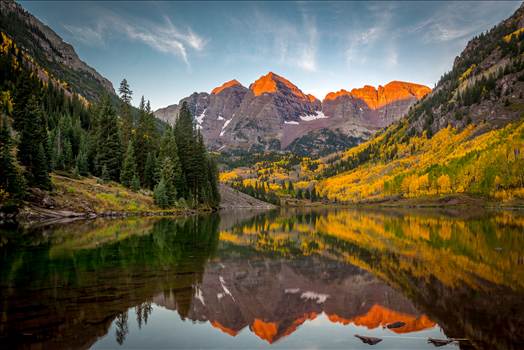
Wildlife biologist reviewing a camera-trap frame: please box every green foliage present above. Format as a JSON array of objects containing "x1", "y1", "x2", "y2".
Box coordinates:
[
  {"x1": 0, "y1": 113, "x2": 25, "y2": 199},
  {"x1": 153, "y1": 178, "x2": 169, "y2": 208},
  {"x1": 94, "y1": 95, "x2": 122, "y2": 182},
  {"x1": 120, "y1": 141, "x2": 138, "y2": 188},
  {"x1": 143, "y1": 152, "x2": 158, "y2": 190},
  {"x1": 131, "y1": 174, "x2": 141, "y2": 192}
]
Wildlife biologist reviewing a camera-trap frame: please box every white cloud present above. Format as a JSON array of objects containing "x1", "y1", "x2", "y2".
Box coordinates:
[
  {"x1": 344, "y1": 4, "x2": 393, "y2": 66},
  {"x1": 409, "y1": 2, "x2": 515, "y2": 43},
  {"x1": 297, "y1": 14, "x2": 318, "y2": 72},
  {"x1": 63, "y1": 13, "x2": 206, "y2": 66},
  {"x1": 63, "y1": 23, "x2": 105, "y2": 47},
  {"x1": 246, "y1": 6, "x2": 318, "y2": 72}
]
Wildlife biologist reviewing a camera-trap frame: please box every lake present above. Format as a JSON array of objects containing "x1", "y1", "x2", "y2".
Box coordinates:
[{"x1": 0, "y1": 208, "x2": 523, "y2": 349}]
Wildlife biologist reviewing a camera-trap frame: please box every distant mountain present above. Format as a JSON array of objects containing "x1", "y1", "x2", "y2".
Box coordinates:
[
  {"x1": 155, "y1": 72, "x2": 430, "y2": 155},
  {"x1": 0, "y1": 0, "x2": 115, "y2": 101}
]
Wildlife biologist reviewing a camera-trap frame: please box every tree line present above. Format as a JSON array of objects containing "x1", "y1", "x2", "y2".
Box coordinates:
[{"x1": 0, "y1": 36, "x2": 219, "y2": 209}]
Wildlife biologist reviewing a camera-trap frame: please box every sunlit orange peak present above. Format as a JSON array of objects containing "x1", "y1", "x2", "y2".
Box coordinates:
[
  {"x1": 250, "y1": 72, "x2": 308, "y2": 100},
  {"x1": 307, "y1": 94, "x2": 318, "y2": 103},
  {"x1": 250, "y1": 319, "x2": 278, "y2": 343},
  {"x1": 323, "y1": 81, "x2": 431, "y2": 108},
  {"x1": 211, "y1": 320, "x2": 239, "y2": 337},
  {"x1": 211, "y1": 79, "x2": 242, "y2": 95},
  {"x1": 324, "y1": 89, "x2": 352, "y2": 101},
  {"x1": 328, "y1": 304, "x2": 436, "y2": 334}
]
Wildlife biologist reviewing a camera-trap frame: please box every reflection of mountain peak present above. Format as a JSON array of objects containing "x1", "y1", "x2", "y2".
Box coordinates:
[{"x1": 153, "y1": 257, "x2": 434, "y2": 343}]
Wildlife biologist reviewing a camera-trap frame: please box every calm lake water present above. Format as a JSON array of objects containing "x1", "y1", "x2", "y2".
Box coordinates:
[{"x1": 0, "y1": 208, "x2": 523, "y2": 350}]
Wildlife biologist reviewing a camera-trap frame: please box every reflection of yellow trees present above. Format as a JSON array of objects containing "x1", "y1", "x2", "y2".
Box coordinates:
[{"x1": 219, "y1": 210, "x2": 524, "y2": 291}]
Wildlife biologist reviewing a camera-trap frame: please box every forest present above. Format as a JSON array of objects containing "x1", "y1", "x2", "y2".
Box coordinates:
[{"x1": 0, "y1": 32, "x2": 219, "y2": 210}]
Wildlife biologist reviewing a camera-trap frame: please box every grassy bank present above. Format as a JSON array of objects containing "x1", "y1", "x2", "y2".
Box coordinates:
[{"x1": 1, "y1": 174, "x2": 202, "y2": 224}]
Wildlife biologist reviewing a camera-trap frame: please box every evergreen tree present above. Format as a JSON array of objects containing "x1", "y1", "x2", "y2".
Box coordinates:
[
  {"x1": 95, "y1": 95, "x2": 122, "y2": 181},
  {"x1": 76, "y1": 136, "x2": 89, "y2": 176},
  {"x1": 15, "y1": 95, "x2": 51, "y2": 189},
  {"x1": 159, "y1": 157, "x2": 177, "y2": 204},
  {"x1": 101, "y1": 165, "x2": 110, "y2": 182},
  {"x1": 118, "y1": 79, "x2": 133, "y2": 104},
  {"x1": 0, "y1": 113, "x2": 25, "y2": 199},
  {"x1": 174, "y1": 102, "x2": 194, "y2": 199},
  {"x1": 153, "y1": 178, "x2": 169, "y2": 208},
  {"x1": 118, "y1": 78, "x2": 133, "y2": 150},
  {"x1": 120, "y1": 141, "x2": 138, "y2": 187},
  {"x1": 143, "y1": 152, "x2": 158, "y2": 190},
  {"x1": 134, "y1": 96, "x2": 158, "y2": 182},
  {"x1": 33, "y1": 143, "x2": 51, "y2": 190},
  {"x1": 131, "y1": 174, "x2": 141, "y2": 192},
  {"x1": 159, "y1": 128, "x2": 184, "y2": 196}
]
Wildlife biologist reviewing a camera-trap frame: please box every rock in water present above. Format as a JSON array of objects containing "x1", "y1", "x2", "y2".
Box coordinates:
[
  {"x1": 355, "y1": 335, "x2": 383, "y2": 345},
  {"x1": 427, "y1": 338, "x2": 454, "y2": 347},
  {"x1": 386, "y1": 321, "x2": 406, "y2": 329}
]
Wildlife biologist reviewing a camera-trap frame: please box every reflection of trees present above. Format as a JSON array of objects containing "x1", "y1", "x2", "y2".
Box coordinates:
[
  {"x1": 218, "y1": 209, "x2": 524, "y2": 350},
  {"x1": 135, "y1": 301, "x2": 153, "y2": 330},
  {"x1": 0, "y1": 214, "x2": 220, "y2": 349},
  {"x1": 115, "y1": 311, "x2": 129, "y2": 345}
]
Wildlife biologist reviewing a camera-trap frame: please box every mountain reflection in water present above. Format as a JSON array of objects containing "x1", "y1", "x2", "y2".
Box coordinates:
[{"x1": 0, "y1": 208, "x2": 523, "y2": 349}]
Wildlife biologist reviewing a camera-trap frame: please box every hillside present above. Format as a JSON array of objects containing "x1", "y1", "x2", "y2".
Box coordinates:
[
  {"x1": 155, "y1": 72, "x2": 429, "y2": 156},
  {"x1": 0, "y1": 0, "x2": 115, "y2": 101},
  {"x1": 219, "y1": 4, "x2": 524, "y2": 206}
]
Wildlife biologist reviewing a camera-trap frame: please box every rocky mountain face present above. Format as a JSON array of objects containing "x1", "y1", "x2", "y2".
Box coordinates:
[
  {"x1": 155, "y1": 72, "x2": 430, "y2": 155},
  {"x1": 0, "y1": 0, "x2": 115, "y2": 101}
]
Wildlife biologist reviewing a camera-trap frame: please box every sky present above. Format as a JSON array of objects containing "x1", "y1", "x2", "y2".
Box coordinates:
[{"x1": 20, "y1": 1, "x2": 521, "y2": 110}]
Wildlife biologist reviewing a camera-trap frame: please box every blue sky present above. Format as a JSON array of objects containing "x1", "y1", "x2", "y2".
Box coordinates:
[{"x1": 20, "y1": 1, "x2": 521, "y2": 110}]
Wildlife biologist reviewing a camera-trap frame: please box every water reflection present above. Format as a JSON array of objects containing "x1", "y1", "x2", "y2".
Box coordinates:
[{"x1": 0, "y1": 209, "x2": 523, "y2": 349}]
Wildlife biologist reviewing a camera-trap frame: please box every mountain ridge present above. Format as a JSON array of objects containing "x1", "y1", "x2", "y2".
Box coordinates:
[
  {"x1": 0, "y1": 0, "x2": 115, "y2": 101},
  {"x1": 155, "y1": 74, "x2": 430, "y2": 155}
]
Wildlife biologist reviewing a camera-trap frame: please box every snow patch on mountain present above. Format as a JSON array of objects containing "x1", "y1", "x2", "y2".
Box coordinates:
[
  {"x1": 195, "y1": 109, "x2": 206, "y2": 129},
  {"x1": 301, "y1": 291, "x2": 329, "y2": 304},
  {"x1": 300, "y1": 111, "x2": 328, "y2": 121},
  {"x1": 220, "y1": 119, "x2": 232, "y2": 137}
]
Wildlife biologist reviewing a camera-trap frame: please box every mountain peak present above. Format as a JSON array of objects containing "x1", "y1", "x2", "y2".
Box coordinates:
[
  {"x1": 211, "y1": 79, "x2": 242, "y2": 95},
  {"x1": 250, "y1": 72, "x2": 308, "y2": 100},
  {"x1": 324, "y1": 81, "x2": 430, "y2": 108}
]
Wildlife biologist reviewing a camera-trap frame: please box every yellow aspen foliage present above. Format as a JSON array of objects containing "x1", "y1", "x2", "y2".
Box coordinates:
[{"x1": 437, "y1": 175, "x2": 451, "y2": 194}]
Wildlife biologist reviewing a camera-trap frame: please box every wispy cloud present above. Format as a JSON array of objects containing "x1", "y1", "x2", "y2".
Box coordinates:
[
  {"x1": 241, "y1": 5, "x2": 318, "y2": 72},
  {"x1": 63, "y1": 12, "x2": 206, "y2": 66},
  {"x1": 64, "y1": 23, "x2": 105, "y2": 47},
  {"x1": 344, "y1": 3, "x2": 394, "y2": 66},
  {"x1": 409, "y1": 2, "x2": 513, "y2": 43}
]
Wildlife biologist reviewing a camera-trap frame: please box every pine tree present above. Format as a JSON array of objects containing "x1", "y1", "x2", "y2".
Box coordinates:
[
  {"x1": 143, "y1": 152, "x2": 158, "y2": 190},
  {"x1": 0, "y1": 113, "x2": 26, "y2": 199},
  {"x1": 153, "y1": 178, "x2": 169, "y2": 208},
  {"x1": 101, "y1": 165, "x2": 110, "y2": 182},
  {"x1": 119, "y1": 79, "x2": 133, "y2": 150},
  {"x1": 120, "y1": 141, "x2": 138, "y2": 187},
  {"x1": 95, "y1": 95, "x2": 122, "y2": 181},
  {"x1": 159, "y1": 157, "x2": 177, "y2": 203},
  {"x1": 33, "y1": 143, "x2": 51, "y2": 190},
  {"x1": 76, "y1": 136, "x2": 89, "y2": 176},
  {"x1": 131, "y1": 174, "x2": 141, "y2": 192},
  {"x1": 174, "y1": 102, "x2": 194, "y2": 199},
  {"x1": 118, "y1": 79, "x2": 133, "y2": 104},
  {"x1": 159, "y1": 128, "x2": 184, "y2": 196},
  {"x1": 134, "y1": 96, "x2": 158, "y2": 182}
]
